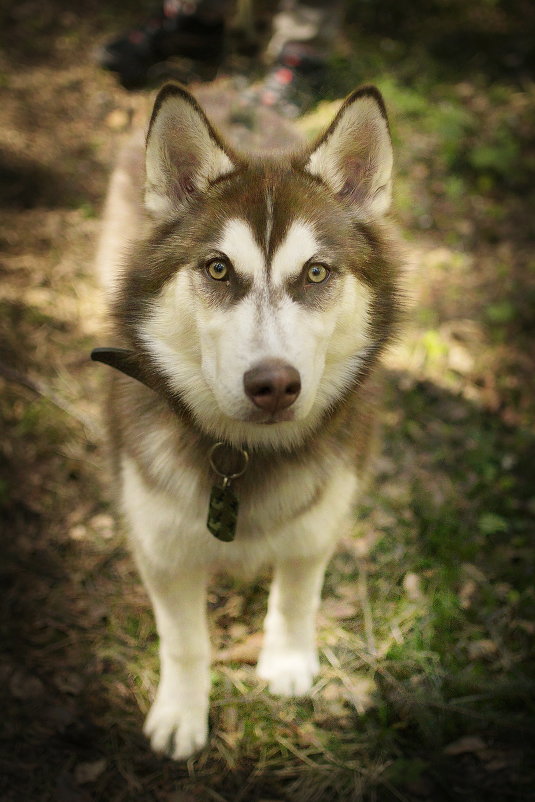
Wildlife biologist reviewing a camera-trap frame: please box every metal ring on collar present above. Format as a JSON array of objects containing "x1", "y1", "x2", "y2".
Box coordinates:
[{"x1": 208, "y1": 442, "x2": 249, "y2": 480}]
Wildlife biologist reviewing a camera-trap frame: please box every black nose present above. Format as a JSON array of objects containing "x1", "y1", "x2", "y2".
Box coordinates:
[{"x1": 243, "y1": 359, "x2": 301, "y2": 413}]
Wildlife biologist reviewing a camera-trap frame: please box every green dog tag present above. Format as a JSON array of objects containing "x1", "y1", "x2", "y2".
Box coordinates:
[
  {"x1": 207, "y1": 481, "x2": 239, "y2": 542},
  {"x1": 206, "y1": 442, "x2": 248, "y2": 543}
]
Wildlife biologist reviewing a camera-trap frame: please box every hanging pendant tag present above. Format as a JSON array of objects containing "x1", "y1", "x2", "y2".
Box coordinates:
[
  {"x1": 207, "y1": 479, "x2": 239, "y2": 542},
  {"x1": 206, "y1": 443, "x2": 249, "y2": 542}
]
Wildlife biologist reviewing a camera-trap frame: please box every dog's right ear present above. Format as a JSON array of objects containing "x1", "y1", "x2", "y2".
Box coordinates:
[{"x1": 144, "y1": 84, "x2": 237, "y2": 218}]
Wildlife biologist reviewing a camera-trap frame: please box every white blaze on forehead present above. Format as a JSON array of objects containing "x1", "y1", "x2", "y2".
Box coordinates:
[
  {"x1": 217, "y1": 218, "x2": 265, "y2": 280},
  {"x1": 271, "y1": 220, "x2": 321, "y2": 285}
]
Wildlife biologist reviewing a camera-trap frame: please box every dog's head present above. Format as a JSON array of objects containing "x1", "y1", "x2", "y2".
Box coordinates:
[{"x1": 115, "y1": 84, "x2": 398, "y2": 449}]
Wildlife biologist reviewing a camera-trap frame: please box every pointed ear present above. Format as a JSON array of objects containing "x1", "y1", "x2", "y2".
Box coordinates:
[
  {"x1": 144, "y1": 83, "x2": 237, "y2": 218},
  {"x1": 304, "y1": 86, "x2": 393, "y2": 221}
]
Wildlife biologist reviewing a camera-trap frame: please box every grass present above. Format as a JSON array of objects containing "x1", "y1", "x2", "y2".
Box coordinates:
[{"x1": 1, "y1": 1, "x2": 534, "y2": 800}]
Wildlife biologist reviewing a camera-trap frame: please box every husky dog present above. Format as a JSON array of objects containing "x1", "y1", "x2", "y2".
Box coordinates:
[{"x1": 93, "y1": 83, "x2": 400, "y2": 760}]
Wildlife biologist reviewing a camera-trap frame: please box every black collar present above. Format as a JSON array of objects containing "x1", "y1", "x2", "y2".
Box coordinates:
[{"x1": 91, "y1": 347, "x2": 158, "y2": 392}]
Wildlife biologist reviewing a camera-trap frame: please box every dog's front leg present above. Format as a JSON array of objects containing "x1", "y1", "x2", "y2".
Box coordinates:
[
  {"x1": 257, "y1": 551, "x2": 331, "y2": 696},
  {"x1": 140, "y1": 565, "x2": 210, "y2": 760}
]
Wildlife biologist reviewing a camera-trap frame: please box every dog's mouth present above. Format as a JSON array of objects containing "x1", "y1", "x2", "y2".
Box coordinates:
[{"x1": 244, "y1": 407, "x2": 297, "y2": 425}]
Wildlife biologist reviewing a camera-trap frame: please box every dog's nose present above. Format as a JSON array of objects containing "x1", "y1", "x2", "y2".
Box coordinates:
[{"x1": 243, "y1": 359, "x2": 301, "y2": 413}]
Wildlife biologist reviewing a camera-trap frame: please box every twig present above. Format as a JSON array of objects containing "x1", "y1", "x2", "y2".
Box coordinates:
[
  {"x1": 0, "y1": 361, "x2": 41, "y2": 394},
  {"x1": 0, "y1": 360, "x2": 101, "y2": 439},
  {"x1": 358, "y1": 564, "x2": 377, "y2": 660},
  {"x1": 276, "y1": 735, "x2": 320, "y2": 768}
]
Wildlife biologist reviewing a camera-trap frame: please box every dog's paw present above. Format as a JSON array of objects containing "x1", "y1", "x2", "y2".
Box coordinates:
[
  {"x1": 144, "y1": 699, "x2": 208, "y2": 761},
  {"x1": 257, "y1": 648, "x2": 319, "y2": 696}
]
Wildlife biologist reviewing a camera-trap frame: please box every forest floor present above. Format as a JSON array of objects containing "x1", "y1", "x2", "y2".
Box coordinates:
[{"x1": 1, "y1": 2, "x2": 534, "y2": 800}]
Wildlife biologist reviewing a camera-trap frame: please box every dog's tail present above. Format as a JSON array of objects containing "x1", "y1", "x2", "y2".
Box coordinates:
[{"x1": 95, "y1": 130, "x2": 146, "y2": 297}]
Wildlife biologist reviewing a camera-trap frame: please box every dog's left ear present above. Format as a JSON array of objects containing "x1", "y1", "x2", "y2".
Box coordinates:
[
  {"x1": 304, "y1": 86, "x2": 393, "y2": 221},
  {"x1": 145, "y1": 83, "x2": 237, "y2": 218}
]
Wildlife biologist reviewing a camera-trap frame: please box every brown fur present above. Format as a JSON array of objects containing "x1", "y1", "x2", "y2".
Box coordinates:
[
  {"x1": 96, "y1": 82, "x2": 404, "y2": 761},
  {"x1": 104, "y1": 85, "x2": 402, "y2": 507}
]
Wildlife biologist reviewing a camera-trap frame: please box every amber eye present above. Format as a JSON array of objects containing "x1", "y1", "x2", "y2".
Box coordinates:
[
  {"x1": 206, "y1": 259, "x2": 229, "y2": 281},
  {"x1": 306, "y1": 263, "x2": 330, "y2": 284}
]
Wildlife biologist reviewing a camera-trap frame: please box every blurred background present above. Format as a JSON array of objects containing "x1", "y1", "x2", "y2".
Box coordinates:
[{"x1": 0, "y1": 1, "x2": 534, "y2": 800}]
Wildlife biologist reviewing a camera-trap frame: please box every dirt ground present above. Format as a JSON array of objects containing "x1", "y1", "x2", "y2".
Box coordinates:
[{"x1": 1, "y1": 2, "x2": 535, "y2": 801}]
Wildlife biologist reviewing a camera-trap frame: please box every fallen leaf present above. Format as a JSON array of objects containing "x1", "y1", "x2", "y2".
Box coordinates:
[
  {"x1": 216, "y1": 632, "x2": 263, "y2": 664},
  {"x1": 372, "y1": 509, "x2": 397, "y2": 529},
  {"x1": 448, "y1": 343, "x2": 474, "y2": 373},
  {"x1": 296, "y1": 721, "x2": 322, "y2": 747},
  {"x1": 467, "y1": 639, "x2": 498, "y2": 660},
  {"x1": 336, "y1": 582, "x2": 358, "y2": 601},
  {"x1": 422, "y1": 246, "x2": 454, "y2": 270},
  {"x1": 322, "y1": 682, "x2": 345, "y2": 701},
  {"x1": 461, "y1": 563, "x2": 486, "y2": 582},
  {"x1": 322, "y1": 599, "x2": 357, "y2": 620},
  {"x1": 105, "y1": 109, "x2": 129, "y2": 130},
  {"x1": 69, "y1": 525, "x2": 87, "y2": 541},
  {"x1": 459, "y1": 579, "x2": 477, "y2": 609},
  {"x1": 89, "y1": 513, "x2": 115, "y2": 539},
  {"x1": 351, "y1": 532, "x2": 379, "y2": 558},
  {"x1": 219, "y1": 705, "x2": 242, "y2": 748},
  {"x1": 228, "y1": 622, "x2": 248, "y2": 640},
  {"x1": 403, "y1": 572, "x2": 423, "y2": 601},
  {"x1": 478, "y1": 513, "x2": 508, "y2": 535},
  {"x1": 484, "y1": 756, "x2": 511, "y2": 772},
  {"x1": 74, "y1": 759, "x2": 107, "y2": 785},
  {"x1": 444, "y1": 735, "x2": 486, "y2": 756},
  {"x1": 344, "y1": 676, "x2": 378, "y2": 714},
  {"x1": 511, "y1": 619, "x2": 535, "y2": 635},
  {"x1": 54, "y1": 672, "x2": 84, "y2": 695}
]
